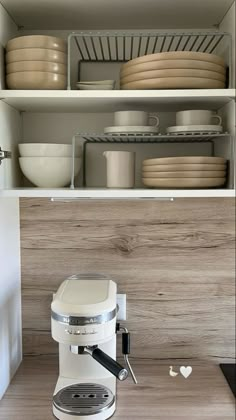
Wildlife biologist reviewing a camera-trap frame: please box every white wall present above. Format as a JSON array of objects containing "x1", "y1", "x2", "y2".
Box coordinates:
[
  {"x1": 0, "y1": 4, "x2": 22, "y2": 400},
  {"x1": 0, "y1": 3, "x2": 18, "y2": 89},
  {"x1": 219, "y1": 2, "x2": 235, "y2": 88},
  {"x1": 0, "y1": 198, "x2": 21, "y2": 399}
]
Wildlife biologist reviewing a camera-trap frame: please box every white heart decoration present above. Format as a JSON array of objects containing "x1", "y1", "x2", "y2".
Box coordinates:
[{"x1": 180, "y1": 366, "x2": 192, "y2": 379}]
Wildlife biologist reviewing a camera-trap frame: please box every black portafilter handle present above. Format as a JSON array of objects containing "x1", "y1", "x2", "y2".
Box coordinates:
[{"x1": 86, "y1": 347, "x2": 128, "y2": 381}]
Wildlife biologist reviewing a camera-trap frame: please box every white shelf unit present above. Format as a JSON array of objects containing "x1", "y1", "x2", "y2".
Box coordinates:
[{"x1": 0, "y1": 89, "x2": 235, "y2": 112}]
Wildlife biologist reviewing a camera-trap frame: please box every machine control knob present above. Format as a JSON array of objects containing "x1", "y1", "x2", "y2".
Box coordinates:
[{"x1": 74, "y1": 331, "x2": 81, "y2": 335}]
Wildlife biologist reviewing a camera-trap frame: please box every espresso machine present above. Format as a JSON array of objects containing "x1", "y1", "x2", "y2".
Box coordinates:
[{"x1": 51, "y1": 274, "x2": 137, "y2": 420}]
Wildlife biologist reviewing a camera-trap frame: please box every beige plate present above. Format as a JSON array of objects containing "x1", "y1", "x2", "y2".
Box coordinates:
[
  {"x1": 121, "y1": 77, "x2": 225, "y2": 90},
  {"x1": 142, "y1": 177, "x2": 226, "y2": 188},
  {"x1": 7, "y1": 71, "x2": 67, "y2": 90},
  {"x1": 121, "y1": 68, "x2": 225, "y2": 84},
  {"x1": 122, "y1": 51, "x2": 225, "y2": 69},
  {"x1": 143, "y1": 156, "x2": 226, "y2": 165},
  {"x1": 6, "y1": 48, "x2": 67, "y2": 64},
  {"x1": 6, "y1": 35, "x2": 67, "y2": 53},
  {"x1": 142, "y1": 163, "x2": 226, "y2": 172},
  {"x1": 120, "y1": 59, "x2": 226, "y2": 77},
  {"x1": 7, "y1": 60, "x2": 67, "y2": 75},
  {"x1": 142, "y1": 170, "x2": 226, "y2": 178}
]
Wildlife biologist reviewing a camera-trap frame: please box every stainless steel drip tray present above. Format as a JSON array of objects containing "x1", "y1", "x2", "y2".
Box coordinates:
[{"x1": 53, "y1": 383, "x2": 115, "y2": 416}]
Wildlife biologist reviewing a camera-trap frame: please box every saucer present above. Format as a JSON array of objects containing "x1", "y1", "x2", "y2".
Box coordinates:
[
  {"x1": 166, "y1": 125, "x2": 223, "y2": 134},
  {"x1": 104, "y1": 125, "x2": 159, "y2": 135}
]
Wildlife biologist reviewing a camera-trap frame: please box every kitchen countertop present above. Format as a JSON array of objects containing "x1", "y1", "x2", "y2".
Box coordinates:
[{"x1": 0, "y1": 356, "x2": 235, "y2": 420}]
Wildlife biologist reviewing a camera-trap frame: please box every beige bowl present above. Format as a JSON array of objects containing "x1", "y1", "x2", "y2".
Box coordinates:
[
  {"x1": 142, "y1": 170, "x2": 226, "y2": 178},
  {"x1": 7, "y1": 35, "x2": 67, "y2": 53},
  {"x1": 143, "y1": 156, "x2": 227, "y2": 165},
  {"x1": 7, "y1": 61, "x2": 67, "y2": 75},
  {"x1": 121, "y1": 69, "x2": 225, "y2": 84},
  {"x1": 7, "y1": 71, "x2": 67, "y2": 90},
  {"x1": 142, "y1": 177, "x2": 226, "y2": 188},
  {"x1": 6, "y1": 48, "x2": 67, "y2": 64},
  {"x1": 142, "y1": 163, "x2": 227, "y2": 172},
  {"x1": 18, "y1": 143, "x2": 82, "y2": 157},
  {"x1": 122, "y1": 51, "x2": 225, "y2": 69},
  {"x1": 120, "y1": 59, "x2": 226, "y2": 78},
  {"x1": 121, "y1": 77, "x2": 225, "y2": 90},
  {"x1": 19, "y1": 157, "x2": 81, "y2": 188}
]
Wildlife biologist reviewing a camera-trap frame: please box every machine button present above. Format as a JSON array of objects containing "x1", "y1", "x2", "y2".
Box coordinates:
[{"x1": 65, "y1": 329, "x2": 73, "y2": 335}]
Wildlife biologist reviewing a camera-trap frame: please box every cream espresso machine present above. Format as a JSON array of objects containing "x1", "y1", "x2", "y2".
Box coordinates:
[{"x1": 51, "y1": 274, "x2": 137, "y2": 420}]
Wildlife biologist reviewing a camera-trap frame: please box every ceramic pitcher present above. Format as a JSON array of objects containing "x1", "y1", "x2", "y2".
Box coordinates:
[{"x1": 103, "y1": 151, "x2": 135, "y2": 188}]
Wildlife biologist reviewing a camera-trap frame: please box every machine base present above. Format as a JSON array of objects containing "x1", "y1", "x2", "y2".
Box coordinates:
[{"x1": 53, "y1": 382, "x2": 116, "y2": 420}]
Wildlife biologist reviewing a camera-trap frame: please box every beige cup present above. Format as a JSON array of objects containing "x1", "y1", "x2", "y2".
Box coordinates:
[
  {"x1": 103, "y1": 151, "x2": 135, "y2": 188},
  {"x1": 176, "y1": 110, "x2": 222, "y2": 126},
  {"x1": 114, "y1": 111, "x2": 159, "y2": 127}
]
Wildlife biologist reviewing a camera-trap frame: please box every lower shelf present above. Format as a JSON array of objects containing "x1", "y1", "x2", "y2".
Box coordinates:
[{"x1": 0, "y1": 188, "x2": 235, "y2": 199}]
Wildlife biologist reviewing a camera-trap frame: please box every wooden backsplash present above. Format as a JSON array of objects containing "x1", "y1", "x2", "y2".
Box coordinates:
[{"x1": 20, "y1": 198, "x2": 235, "y2": 362}]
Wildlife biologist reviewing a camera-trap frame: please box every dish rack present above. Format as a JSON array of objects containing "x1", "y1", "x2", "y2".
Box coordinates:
[
  {"x1": 67, "y1": 30, "x2": 232, "y2": 89},
  {"x1": 69, "y1": 132, "x2": 233, "y2": 189}
]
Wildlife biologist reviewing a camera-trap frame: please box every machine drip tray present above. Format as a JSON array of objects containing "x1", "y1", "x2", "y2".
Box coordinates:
[{"x1": 53, "y1": 383, "x2": 115, "y2": 416}]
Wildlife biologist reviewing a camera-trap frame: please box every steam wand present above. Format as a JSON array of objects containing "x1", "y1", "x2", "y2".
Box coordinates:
[{"x1": 117, "y1": 324, "x2": 138, "y2": 384}]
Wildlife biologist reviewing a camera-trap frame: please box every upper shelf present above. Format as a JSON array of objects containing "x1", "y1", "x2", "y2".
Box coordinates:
[{"x1": 0, "y1": 89, "x2": 235, "y2": 112}]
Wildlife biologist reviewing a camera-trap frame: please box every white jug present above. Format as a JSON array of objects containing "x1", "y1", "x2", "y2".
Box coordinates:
[{"x1": 103, "y1": 151, "x2": 135, "y2": 188}]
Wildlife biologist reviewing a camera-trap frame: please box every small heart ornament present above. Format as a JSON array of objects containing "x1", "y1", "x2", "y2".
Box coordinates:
[{"x1": 180, "y1": 366, "x2": 192, "y2": 379}]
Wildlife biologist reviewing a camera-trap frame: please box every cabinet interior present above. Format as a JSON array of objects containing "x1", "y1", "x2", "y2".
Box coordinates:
[{"x1": 0, "y1": 1, "x2": 235, "y2": 197}]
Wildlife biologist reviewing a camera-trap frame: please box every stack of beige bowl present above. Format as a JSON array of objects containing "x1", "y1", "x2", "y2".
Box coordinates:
[
  {"x1": 18, "y1": 143, "x2": 82, "y2": 188},
  {"x1": 120, "y1": 51, "x2": 226, "y2": 90},
  {"x1": 6, "y1": 35, "x2": 67, "y2": 89},
  {"x1": 142, "y1": 156, "x2": 227, "y2": 188}
]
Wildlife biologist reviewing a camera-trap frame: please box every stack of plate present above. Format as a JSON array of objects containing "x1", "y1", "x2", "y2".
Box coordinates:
[
  {"x1": 142, "y1": 156, "x2": 227, "y2": 188},
  {"x1": 6, "y1": 35, "x2": 67, "y2": 89},
  {"x1": 120, "y1": 51, "x2": 226, "y2": 90}
]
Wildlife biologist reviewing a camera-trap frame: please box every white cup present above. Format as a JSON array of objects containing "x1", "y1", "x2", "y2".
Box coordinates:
[
  {"x1": 114, "y1": 111, "x2": 159, "y2": 127},
  {"x1": 103, "y1": 151, "x2": 135, "y2": 188},
  {"x1": 176, "y1": 110, "x2": 222, "y2": 126}
]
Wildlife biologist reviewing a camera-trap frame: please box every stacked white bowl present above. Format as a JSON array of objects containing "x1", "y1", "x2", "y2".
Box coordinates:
[
  {"x1": 6, "y1": 35, "x2": 67, "y2": 89},
  {"x1": 19, "y1": 143, "x2": 82, "y2": 188}
]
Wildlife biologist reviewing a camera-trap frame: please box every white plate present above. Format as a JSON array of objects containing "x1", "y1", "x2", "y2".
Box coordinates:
[
  {"x1": 166, "y1": 125, "x2": 223, "y2": 134},
  {"x1": 104, "y1": 125, "x2": 159, "y2": 134},
  {"x1": 77, "y1": 85, "x2": 115, "y2": 90},
  {"x1": 77, "y1": 80, "x2": 115, "y2": 85}
]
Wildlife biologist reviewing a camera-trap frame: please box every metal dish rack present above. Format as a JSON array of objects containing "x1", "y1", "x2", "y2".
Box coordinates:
[
  {"x1": 67, "y1": 30, "x2": 232, "y2": 89},
  {"x1": 69, "y1": 132, "x2": 232, "y2": 189}
]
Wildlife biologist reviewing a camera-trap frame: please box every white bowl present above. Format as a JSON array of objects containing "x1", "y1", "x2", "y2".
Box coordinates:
[
  {"x1": 6, "y1": 35, "x2": 67, "y2": 53},
  {"x1": 19, "y1": 157, "x2": 81, "y2": 188},
  {"x1": 7, "y1": 60, "x2": 67, "y2": 75},
  {"x1": 18, "y1": 143, "x2": 82, "y2": 157},
  {"x1": 7, "y1": 71, "x2": 67, "y2": 90}
]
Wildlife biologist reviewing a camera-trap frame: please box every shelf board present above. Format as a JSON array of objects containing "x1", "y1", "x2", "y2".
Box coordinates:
[
  {"x1": 0, "y1": 89, "x2": 235, "y2": 112},
  {"x1": 0, "y1": 188, "x2": 235, "y2": 199}
]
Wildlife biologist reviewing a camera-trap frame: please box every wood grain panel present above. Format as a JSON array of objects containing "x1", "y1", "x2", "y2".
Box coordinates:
[{"x1": 20, "y1": 198, "x2": 235, "y2": 361}]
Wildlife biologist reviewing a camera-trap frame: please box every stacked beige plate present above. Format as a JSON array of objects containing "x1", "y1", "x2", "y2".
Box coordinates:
[
  {"x1": 6, "y1": 35, "x2": 67, "y2": 89},
  {"x1": 120, "y1": 51, "x2": 226, "y2": 90},
  {"x1": 142, "y1": 156, "x2": 227, "y2": 188}
]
